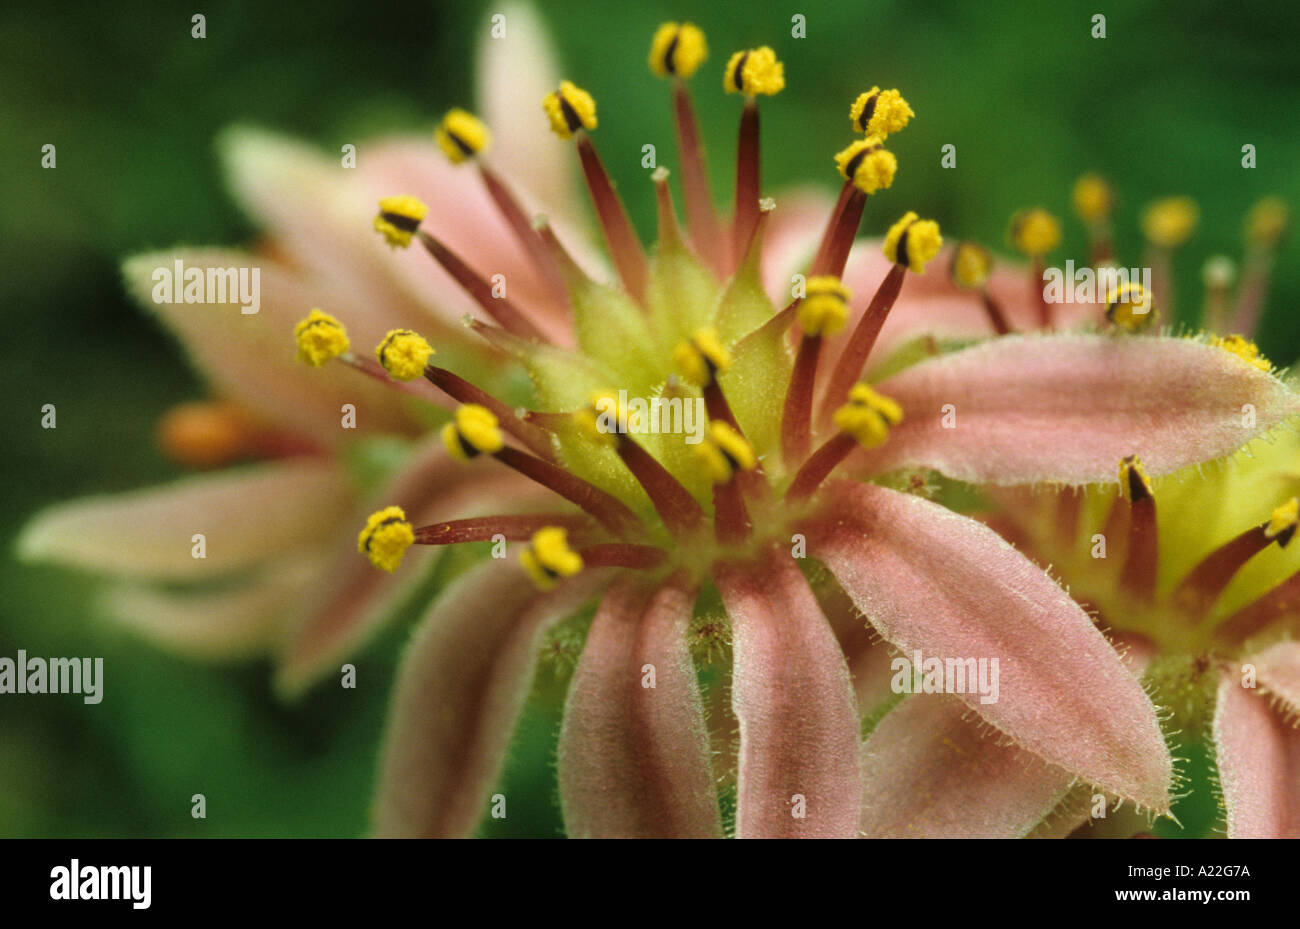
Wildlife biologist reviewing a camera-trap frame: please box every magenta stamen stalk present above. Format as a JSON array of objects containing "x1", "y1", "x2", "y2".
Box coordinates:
[
  {"x1": 1032, "y1": 258, "x2": 1053, "y2": 329},
  {"x1": 1172, "y1": 524, "x2": 1273, "y2": 623},
  {"x1": 1119, "y1": 496, "x2": 1158, "y2": 603},
  {"x1": 417, "y1": 231, "x2": 547, "y2": 343},
  {"x1": 613, "y1": 436, "x2": 704, "y2": 537},
  {"x1": 1216, "y1": 570, "x2": 1300, "y2": 646},
  {"x1": 786, "y1": 433, "x2": 857, "y2": 501},
  {"x1": 713, "y1": 479, "x2": 752, "y2": 545},
  {"x1": 672, "y1": 82, "x2": 726, "y2": 276},
  {"x1": 580, "y1": 543, "x2": 668, "y2": 571},
  {"x1": 340, "y1": 355, "x2": 435, "y2": 399},
  {"x1": 575, "y1": 134, "x2": 648, "y2": 303},
  {"x1": 809, "y1": 181, "x2": 867, "y2": 278},
  {"x1": 493, "y1": 445, "x2": 642, "y2": 537},
  {"x1": 476, "y1": 162, "x2": 569, "y2": 303},
  {"x1": 732, "y1": 98, "x2": 761, "y2": 271},
  {"x1": 781, "y1": 335, "x2": 822, "y2": 465},
  {"x1": 816, "y1": 263, "x2": 907, "y2": 427},
  {"x1": 414, "y1": 513, "x2": 595, "y2": 545},
  {"x1": 980, "y1": 290, "x2": 1012, "y2": 335},
  {"x1": 424, "y1": 365, "x2": 553, "y2": 460}
]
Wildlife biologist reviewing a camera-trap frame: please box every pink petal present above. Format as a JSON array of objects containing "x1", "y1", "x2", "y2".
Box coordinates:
[
  {"x1": 18, "y1": 459, "x2": 352, "y2": 581},
  {"x1": 807, "y1": 480, "x2": 1173, "y2": 812},
  {"x1": 557, "y1": 575, "x2": 722, "y2": 837},
  {"x1": 759, "y1": 185, "x2": 838, "y2": 302},
  {"x1": 714, "y1": 547, "x2": 861, "y2": 837},
  {"x1": 122, "y1": 249, "x2": 428, "y2": 443},
  {"x1": 1213, "y1": 670, "x2": 1300, "y2": 838},
  {"x1": 850, "y1": 333, "x2": 1300, "y2": 486},
  {"x1": 1252, "y1": 640, "x2": 1300, "y2": 716},
  {"x1": 372, "y1": 562, "x2": 611, "y2": 838},
  {"x1": 276, "y1": 437, "x2": 553, "y2": 695},
  {"x1": 861, "y1": 695, "x2": 1075, "y2": 837}
]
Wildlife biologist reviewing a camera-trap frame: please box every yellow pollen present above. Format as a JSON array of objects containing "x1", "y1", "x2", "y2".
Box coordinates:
[
  {"x1": 375, "y1": 329, "x2": 434, "y2": 380},
  {"x1": 294, "y1": 308, "x2": 350, "y2": 366},
  {"x1": 833, "y1": 383, "x2": 903, "y2": 448},
  {"x1": 1209, "y1": 334, "x2": 1271, "y2": 372},
  {"x1": 834, "y1": 137, "x2": 897, "y2": 195},
  {"x1": 1008, "y1": 208, "x2": 1061, "y2": 257},
  {"x1": 649, "y1": 22, "x2": 708, "y2": 79},
  {"x1": 1246, "y1": 197, "x2": 1288, "y2": 248},
  {"x1": 723, "y1": 47, "x2": 784, "y2": 96},
  {"x1": 1141, "y1": 197, "x2": 1198, "y2": 248},
  {"x1": 673, "y1": 327, "x2": 731, "y2": 387},
  {"x1": 798, "y1": 276, "x2": 851, "y2": 337},
  {"x1": 441, "y1": 404, "x2": 505, "y2": 462},
  {"x1": 373, "y1": 194, "x2": 428, "y2": 248},
  {"x1": 1265, "y1": 498, "x2": 1299, "y2": 545},
  {"x1": 434, "y1": 108, "x2": 491, "y2": 164},
  {"x1": 542, "y1": 81, "x2": 597, "y2": 140},
  {"x1": 694, "y1": 421, "x2": 757, "y2": 485},
  {"x1": 358, "y1": 505, "x2": 415, "y2": 573},
  {"x1": 576, "y1": 389, "x2": 630, "y2": 445},
  {"x1": 883, "y1": 211, "x2": 943, "y2": 273},
  {"x1": 951, "y1": 241, "x2": 992, "y2": 289},
  {"x1": 520, "y1": 527, "x2": 583, "y2": 590},
  {"x1": 1105, "y1": 281, "x2": 1158, "y2": 333},
  {"x1": 1072, "y1": 173, "x2": 1114, "y2": 224},
  {"x1": 1118, "y1": 455, "x2": 1152, "y2": 504},
  {"x1": 849, "y1": 87, "x2": 913, "y2": 139}
]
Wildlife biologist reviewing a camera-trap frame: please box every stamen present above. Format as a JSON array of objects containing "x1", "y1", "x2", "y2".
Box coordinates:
[
  {"x1": 1201, "y1": 256, "x2": 1236, "y2": 333},
  {"x1": 1209, "y1": 334, "x2": 1272, "y2": 372},
  {"x1": 1117, "y1": 455, "x2": 1158, "y2": 603},
  {"x1": 358, "y1": 506, "x2": 415, "y2": 572},
  {"x1": 373, "y1": 195, "x2": 429, "y2": 249},
  {"x1": 672, "y1": 327, "x2": 731, "y2": 390},
  {"x1": 833, "y1": 137, "x2": 897, "y2": 197},
  {"x1": 848, "y1": 87, "x2": 913, "y2": 139},
  {"x1": 440, "y1": 403, "x2": 505, "y2": 461},
  {"x1": 375, "y1": 329, "x2": 435, "y2": 381},
  {"x1": 577, "y1": 392, "x2": 704, "y2": 537},
  {"x1": 950, "y1": 242, "x2": 1010, "y2": 335},
  {"x1": 1141, "y1": 197, "x2": 1198, "y2": 321},
  {"x1": 577, "y1": 542, "x2": 668, "y2": 572},
  {"x1": 782, "y1": 334, "x2": 823, "y2": 465},
  {"x1": 808, "y1": 180, "x2": 865, "y2": 278},
  {"x1": 520, "y1": 527, "x2": 584, "y2": 590},
  {"x1": 1231, "y1": 197, "x2": 1288, "y2": 336},
  {"x1": 695, "y1": 421, "x2": 757, "y2": 544},
  {"x1": 725, "y1": 47, "x2": 784, "y2": 270},
  {"x1": 1008, "y1": 208, "x2": 1061, "y2": 328},
  {"x1": 434, "y1": 109, "x2": 491, "y2": 164},
  {"x1": 816, "y1": 213, "x2": 939, "y2": 428},
  {"x1": 294, "y1": 308, "x2": 350, "y2": 366},
  {"x1": 415, "y1": 230, "x2": 547, "y2": 342},
  {"x1": 1216, "y1": 568, "x2": 1300, "y2": 647},
  {"x1": 1172, "y1": 499, "x2": 1297, "y2": 622},
  {"x1": 1072, "y1": 173, "x2": 1115, "y2": 265},
  {"x1": 1105, "y1": 281, "x2": 1158, "y2": 334},
  {"x1": 494, "y1": 444, "x2": 643, "y2": 537},
  {"x1": 787, "y1": 384, "x2": 902, "y2": 500},
  {"x1": 475, "y1": 163, "x2": 570, "y2": 308},
  {"x1": 423, "y1": 365, "x2": 553, "y2": 459},
  {"x1": 413, "y1": 513, "x2": 595, "y2": 546},
  {"x1": 648, "y1": 21, "x2": 708, "y2": 80}
]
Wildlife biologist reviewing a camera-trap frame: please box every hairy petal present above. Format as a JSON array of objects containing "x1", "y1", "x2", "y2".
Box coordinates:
[
  {"x1": 714, "y1": 547, "x2": 861, "y2": 837},
  {"x1": 557, "y1": 575, "x2": 722, "y2": 837},
  {"x1": 18, "y1": 460, "x2": 352, "y2": 581},
  {"x1": 1252, "y1": 640, "x2": 1300, "y2": 718},
  {"x1": 372, "y1": 561, "x2": 611, "y2": 838},
  {"x1": 850, "y1": 333, "x2": 1300, "y2": 485},
  {"x1": 1214, "y1": 670, "x2": 1300, "y2": 838},
  {"x1": 861, "y1": 695, "x2": 1075, "y2": 838},
  {"x1": 807, "y1": 481, "x2": 1172, "y2": 812},
  {"x1": 276, "y1": 438, "x2": 552, "y2": 695}
]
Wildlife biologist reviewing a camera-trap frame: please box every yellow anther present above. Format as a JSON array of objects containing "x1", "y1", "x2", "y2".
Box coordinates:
[
  {"x1": 694, "y1": 421, "x2": 757, "y2": 485},
  {"x1": 798, "y1": 276, "x2": 851, "y2": 337},
  {"x1": 375, "y1": 329, "x2": 434, "y2": 381},
  {"x1": 576, "y1": 389, "x2": 630, "y2": 445},
  {"x1": 649, "y1": 22, "x2": 708, "y2": 79},
  {"x1": 1118, "y1": 455, "x2": 1152, "y2": 504},
  {"x1": 294, "y1": 308, "x2": 350, "y2": 366},
  {"x1": 373, "y1": 195, "x2": 428, "y2": 248},
  {"x1": 1141, "y1": 197, "x2": 1198, "y2": 248},
  {"x1": 673, "y1": 327, "x2": 731, "y2": 387},
  {"x1": 434, "y1": 108, "x2": 491, "y2": 164},
  {"x1": 1246, "y1": 197, "x2": 1288, "y2": 248},
  {"x1": 542, "y1": 81, "x2": 597, "y2": 139},
  {"x1": 520, "y1": 527, "x2": 583, "y2": 590},
  {"x1": 883, "y1": 211, "x2": 943, "y2": 273},
  {"x1": 834, "y1": 137, "x2": 897, "y2": 195},
  {"x1": 358, "y1": 505, "x2": 415, "y2": 573},
  {"x1": 1105, "y1": 281, "x2": 1158, "y2": 333},
  {"x1": 833, "y1": 383, "x2": 903, "y2": 448},
  {"x1": 849, "y1": 87, "x2": 913, "y2": 139},
  {"x1": 1209, "y1": 334, "x2": 1271, "y2": 372},
  {"x1": 1072, "y1": 173, "x2": 1114, "y2": 224},
  {"x1": 1265, "y1": 498, "x2": 1299, "y2": 547},
  {"x1": 1008, "y1": 208, "x2": 1062, "y2": 257},
  {"x1": 951, "y1": 241, "x2": 992, "y2": 290},
  {"x1": 723, "y1": 47, "x2": 784, "y2": 96},
  {"x1": 440, "y1": 404, "x2": 505, "y2": 461}
]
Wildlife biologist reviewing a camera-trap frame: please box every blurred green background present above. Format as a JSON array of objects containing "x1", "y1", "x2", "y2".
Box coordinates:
[{"x1": 1, "y1": 0, "x2": 1297, "y2": 836}]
